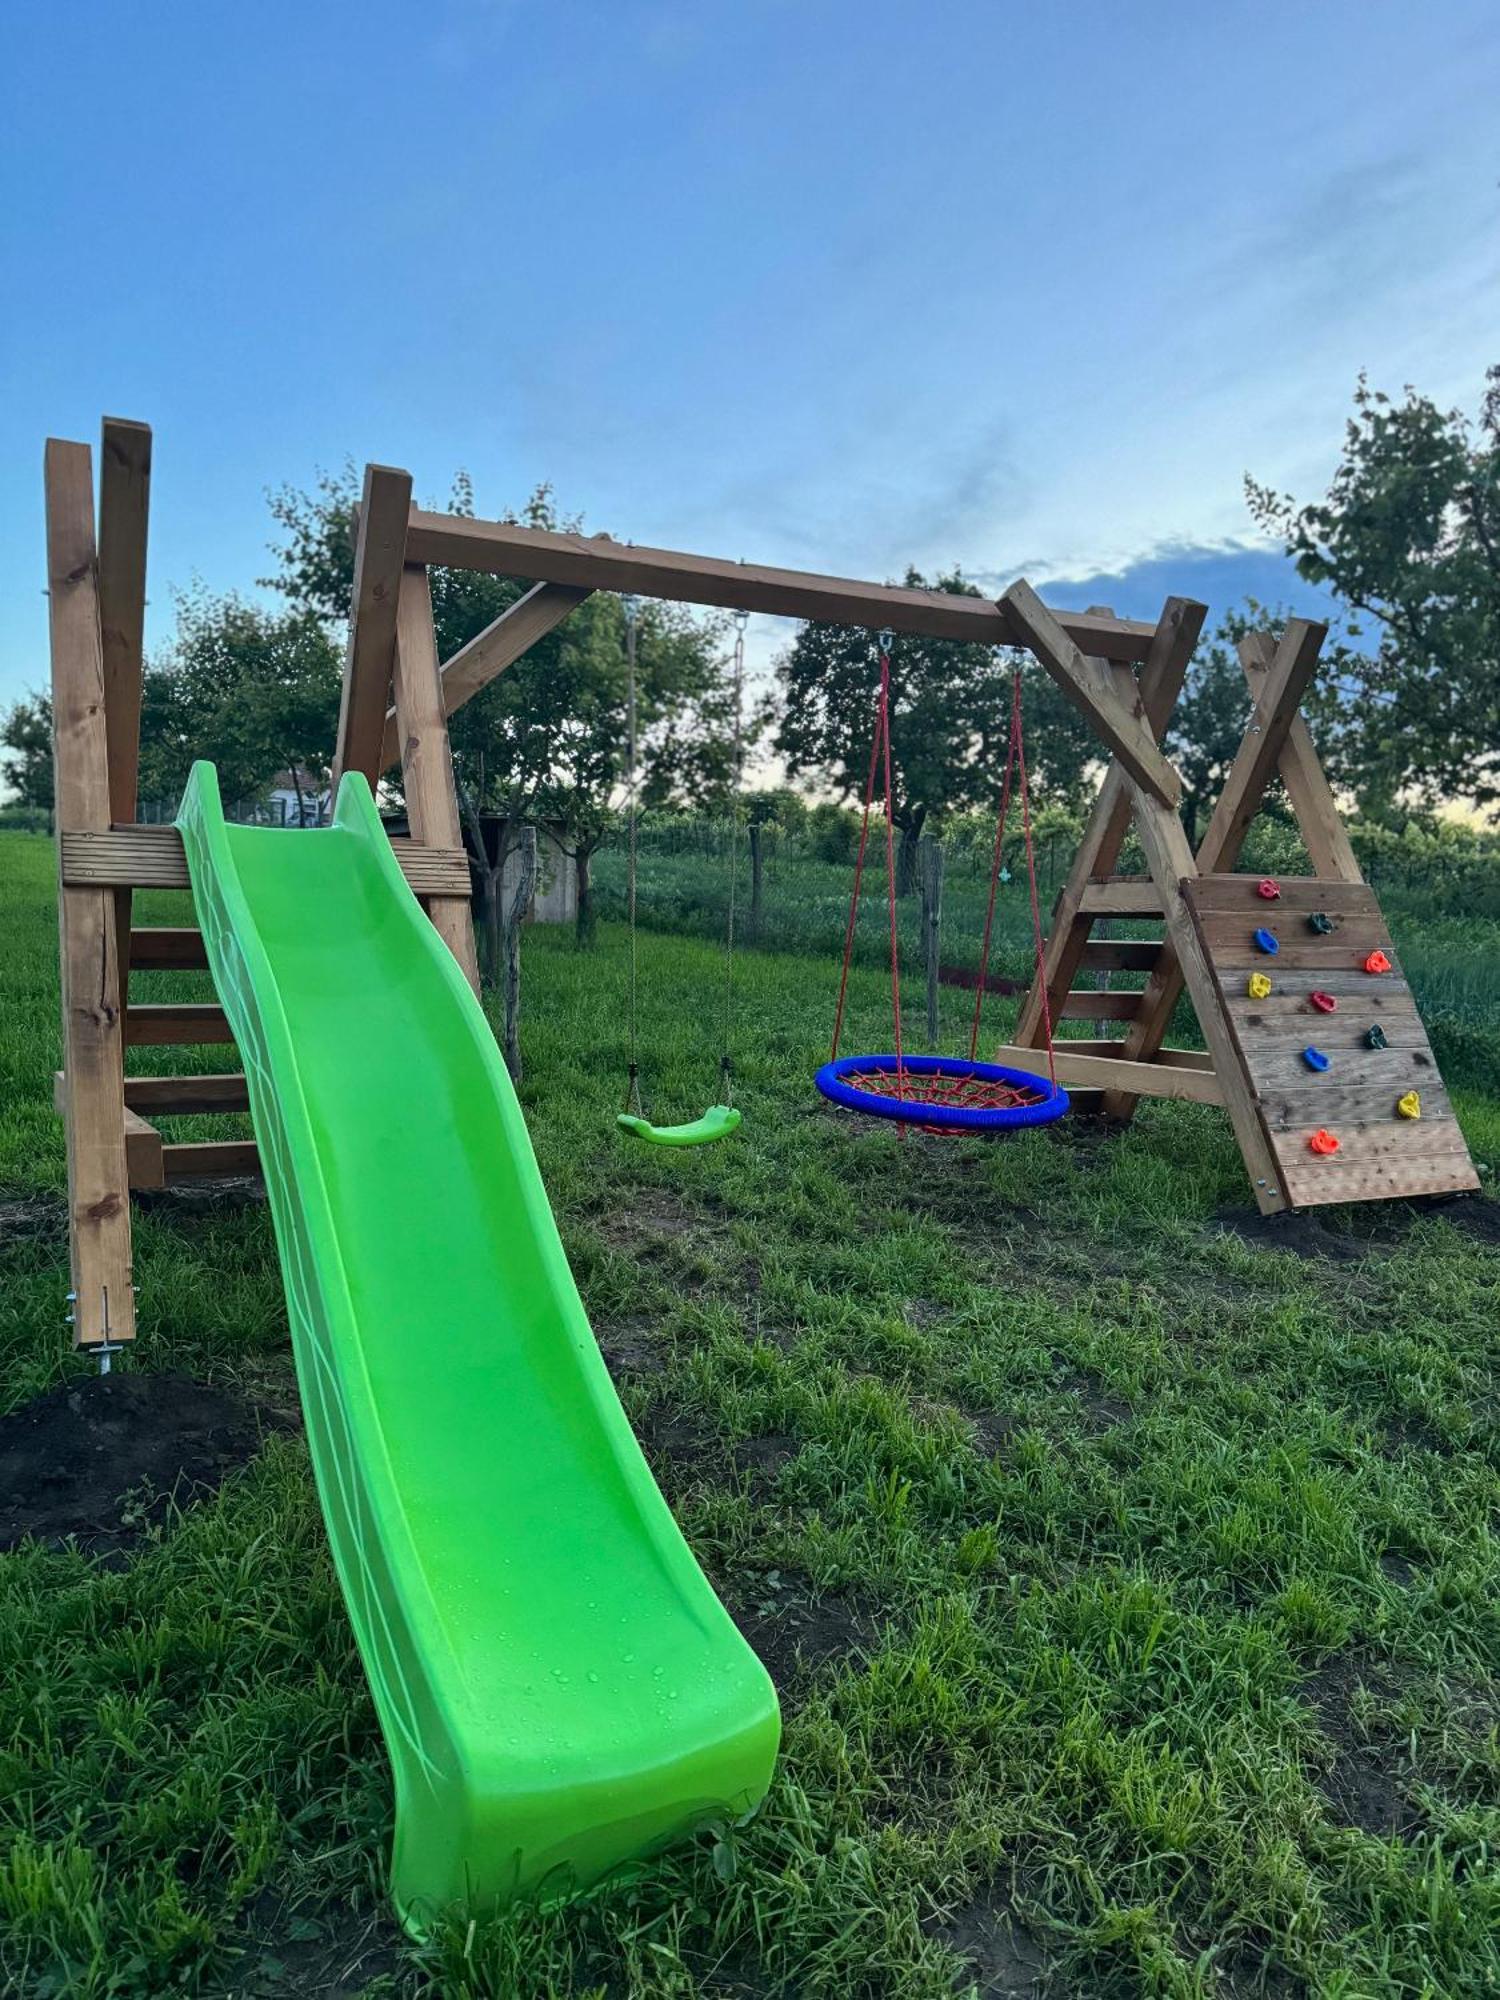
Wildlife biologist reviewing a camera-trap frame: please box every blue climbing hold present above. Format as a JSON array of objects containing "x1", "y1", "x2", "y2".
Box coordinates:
[
  {"x1": 1302, "y1": 1046, "x2": 1330, "y2": 1072},
  {"x1": 1254, "y1": 928, "x2": 1280, "y2": 955}
]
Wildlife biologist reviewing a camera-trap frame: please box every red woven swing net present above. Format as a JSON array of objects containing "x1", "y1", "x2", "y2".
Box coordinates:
[{"x1": 837, "y1": 1065, "x2": 1052, "y2": 1115}]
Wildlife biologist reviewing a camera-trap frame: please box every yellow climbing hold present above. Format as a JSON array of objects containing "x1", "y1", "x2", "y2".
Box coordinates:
[
  {"x1": 1396, "y1": 1090, "x2": 1421, "y2": 1121},
  {"x1": 1246, "y1": 972, "x2": 1273, "y2": 1000}
]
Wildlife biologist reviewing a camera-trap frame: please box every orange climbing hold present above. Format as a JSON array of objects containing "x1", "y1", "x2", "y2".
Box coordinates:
[
  {"x1": 1246, "y1": 971, "x2": 1273, "y2": 1000},
  {"x1": 1397, "y1": 1091, "x2": 1421, "y2": 1120},
  {"x1": 1308, "y1": 1129, "x2": 1340, "y2": 1156},
  {"x1": 1363, "y1": 949, "x2": 1392, "y2": 975},
  {"x1": 1257, "y1": 879, "x2": 1281, "y2": 900}
]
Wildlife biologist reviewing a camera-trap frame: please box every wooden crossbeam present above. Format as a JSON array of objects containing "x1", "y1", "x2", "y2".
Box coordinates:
[
  {"x1": 130, "y1": 927, "x2": 209, "y2": 970},
  {"x1": 334, "y1": 464, "x2": 413, "y2": 789},
  {"x1": 402, "y1": 507, "x2": 1159, "y2": 660},
  {"x1": 378, "y1": 580, "x2": 589, "y2": 770},
  {"x1": 1015, "y1": 597, "x2": 1204, "y2": 1044},
  {"x1": 123, "y1": 1073, "x2": 249, "y2": 1115},
  {"x1": 47, "y1": 438, "x2": 136, "y2": 1349},
  {"x1": 125, "y1": 1004, "x2": 234, "y2": 1046},
  {"x1": 391, "y1": 564, "x2": 482, "y2": 994},
  {"x1": 990, "y1": 1042, "x2": 1226, "y2": 1106}
]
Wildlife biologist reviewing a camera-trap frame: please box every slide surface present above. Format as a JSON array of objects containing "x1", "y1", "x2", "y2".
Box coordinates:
[{"x1": 177, "y1": 764, "x2": 778, "y2": 1935}]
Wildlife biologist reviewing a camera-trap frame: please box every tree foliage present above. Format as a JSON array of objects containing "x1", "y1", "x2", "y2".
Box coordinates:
[
  {"x1": 1, "y1": 697, "x2": 54, "y2": 813},
  {"x1": 1247, "y1": 367, "x2": 1500, "y2": 815}
]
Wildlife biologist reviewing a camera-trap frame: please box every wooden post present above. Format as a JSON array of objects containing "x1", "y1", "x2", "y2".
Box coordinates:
[
  {"x1": 503, "y1": 826, "x2": 537, "y2": 1081},
  {"x1": 97, "y1": 418, "x2": 152, "y2": 1023},
  {"x1": 390, "y1": 564, "x2": 482, "y2": 995},
  {"x1": 47, "y1": 439, "x2": 136, "y2": 1349},
  {"x1": 334, "y1": 464, "x2": 412, "y2": 792},
  {"x1": 920, "y1": 835, "x2": 944, "y2": 1047},
  {"x1": 748, "y1": 821, "x2": 763, "y2": 945}
]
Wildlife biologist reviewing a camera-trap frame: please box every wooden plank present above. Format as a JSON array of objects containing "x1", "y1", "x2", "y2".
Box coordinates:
[
  {"x1": 1059, "y1": 990, "x2": 1142, "y2": 1020},
  {"x1": 403, "y1": 508, "x2": 1160, "y2": 659},
  {"x1": 1126, "y1": 787, "x2": 1290, "y2": 1210},
  {"x1": 47, "y1": 437, "x2": 136, "y2": 1349},
  {"x1": 1243, "y1": 1045, "x2": 1439, "y2": 1093},
  {"x1": 989, "y1": 1042, "x2": 1226, "y2": 1105},
  {"x1": 1001, "y1": 581, "x2": 1181, "y2": 806},
  {"x1": 390, "y1": 564, "x2": 481, "y2": 993},
  {"x1": 1280, "y1": 1151, "x2": 1479, "y2": 1207},
  {"x1": 123, "y1": 1073, "x2": 250, "y2": 1115},
  {"x1": 61, "y1": 826, "x2": 470, "y2": 897},
  {"x1": 1014, "y1": 596, "x2": 1204, "y2": 1047},
  {"x1": 124, "y1": 1108, "x2": 165, "y2": 1189},
  {"x1": 97, "y1": 418, "x2": 152, "y2": 1028},
  {"x1": 1261, "y1": 1080, "x2": 1458, "y2": 1129},
  {"x1": 124, "y1": 1004, "x2": 235, "y2": 1046},
  {"x1": 129, "y1": 927, "x2": 208, "y2": 970},
  {"x1": 1220, "y1": 969, "x2": 1411, "y2": 1003},
  {"x1": 1195, "y1": 925, "x2": 1397, "y2": 967},
  {"x1": 1272, "y1": 1120, "x2": 1471, "y2": 1166},
  {"x1": 333, "y1": 464, "x2": 413, "y2": 789},
  {"x1": 161, "y1": 1141, "x2": 262, "y2": 1182},
  {"x1": 1224, "y1": 1008, "x2": 1428, "y2": 1049},
  {"x1": 1080, "y1": 939, "x2": 1165, "y2": 972},
  {"x1": 380, "y1": 580, "x2": 590, "y2": 767},
  {"x1": 1239, "y1": 632, "x2": 1363, "y2": 882},
  {"x1": 1188, "y1": 874, "x2": 1380, "y2": 919},
  {"x1": 1077, "y1": 879, "x2": 1165, "y2": 915}
]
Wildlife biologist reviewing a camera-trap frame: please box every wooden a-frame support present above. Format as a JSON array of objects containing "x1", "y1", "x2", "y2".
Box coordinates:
[
  {"x1": 1002, "y1": 607, "x2": 1480, "y2": 1214},
  {"x1": 48, "y1": 419, "x2": 1476, "y2": 1346}
]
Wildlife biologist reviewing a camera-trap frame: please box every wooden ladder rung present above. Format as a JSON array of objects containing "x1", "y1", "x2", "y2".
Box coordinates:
[
  {"x1": 1061, "y1": 990, "x2": 1142, "y2": 1020},
  {"x1": 1078, "y1": 878, "x2": 1164, "y2": 915},
  {"x1": 123, "y1": 1073, "x2": 250, "y2": 1115},
  {"x1": 1080, "y1": 938, "x2": 1164, "y2": 972},
  {"x1": 129, "y1": 926, "x2": 209, "y2": 970},
  {"x1": 161, "y1": 1140, "x2": 261, "y2": 1182},
  {"x1": 124, "y1": 1003, "x2": 234, "y2": 1046}
]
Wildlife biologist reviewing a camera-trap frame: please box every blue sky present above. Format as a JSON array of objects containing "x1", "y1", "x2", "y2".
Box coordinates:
[{"x1": 3, "y1": 0, "x2": 1497, "y2": 717}]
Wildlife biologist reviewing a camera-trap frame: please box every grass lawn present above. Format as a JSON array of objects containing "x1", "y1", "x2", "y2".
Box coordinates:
[{"x1": 2, "y1": 827, "x2": 1500, "y2": 1998}]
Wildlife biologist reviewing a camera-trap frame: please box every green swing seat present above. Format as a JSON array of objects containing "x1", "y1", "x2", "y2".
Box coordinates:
[{"x1": 616, "y1": 1104, "x2": 742, "y2": 1148}]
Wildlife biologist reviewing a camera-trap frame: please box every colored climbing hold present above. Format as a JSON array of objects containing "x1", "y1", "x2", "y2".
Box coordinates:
[
  {"x1": 1363, "y1": 949, "x2": 1393, "y2": 975},
  {"x1": 1302, "y1": 1046, "x2": 1331, "y2": 1072},
  {"x1": 1308, "y1": 911, "x2": 1336, "y2": 934},
  {"x1": 1308, "y1": 1129, "x2": 1340, "y2": 1156},
  {"x1": 1308, "y1": 990, "x2": 1338, "y2": 1014},
  {"x1": 1364, "y1": 1024, "x2": 1388, "y2": 1051},
  {"x1": 1257, "y1": 879, "x2": 1281, "y2": 900},
  {"x1": 1397, "y1": 1090, "x2": 1421, "y2": 1120},
  {"x1": 1246, "y1": 971, "x2": 1273, "y2": 1000},
  {"x1": 1254, "y1": 928, "x2": 1280, "y2": 955}
]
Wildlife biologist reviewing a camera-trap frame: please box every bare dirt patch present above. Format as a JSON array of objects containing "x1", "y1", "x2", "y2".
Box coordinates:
[
  {"x1": 928, "y1": 1879, "x2": 1055, "y2": 1998},
  {"x1": 228, "y1": 1891, "x2": 404, "y2": 1998},
  {"x1": 1300, "y1": 1652, "x2": 1420, "y2": 1839},
  {"x1": 727, "y1": 1575, "x2": 878, "y2": 1694},
  {"x1": 0, "y1": 1370, "x2": 290, "y2": 1558},
  {"x1": 0, "y1": 1191, "x2": 66, "y2": 1249},
  {"x1": 1211, "y1": 1205, "x2": 1373, "y2": 1265}
]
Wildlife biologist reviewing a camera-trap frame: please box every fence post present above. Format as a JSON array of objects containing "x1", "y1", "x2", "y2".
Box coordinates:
[
  {"x1": 748, "y1": 822, "x2": 763, "y2": 944},
  {"x1": 920, "y1": 835, "x2": 945, "y2": 1047},
  {"x1": 502, "y1": 825, "x2": 537, "y2": 1081}
]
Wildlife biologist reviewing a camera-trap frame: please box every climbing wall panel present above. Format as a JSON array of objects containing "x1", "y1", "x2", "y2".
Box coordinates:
[{"x1": 1183, "y1": 874, "x2": 1480, "y2": 1209}]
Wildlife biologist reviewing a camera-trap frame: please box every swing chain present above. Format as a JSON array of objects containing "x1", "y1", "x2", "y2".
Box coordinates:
[{"x1": 623, "y1": 595, "x2": 642, "y2": 1110}]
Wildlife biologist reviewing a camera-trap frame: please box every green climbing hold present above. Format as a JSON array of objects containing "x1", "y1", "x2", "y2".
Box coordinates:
[
  {"x1": 1308, "y1": 912, "x2": 1336, "y2": 935},
  {"x1": 1364, "y1": 1024, "x2": 1388, "y2": 1051}
]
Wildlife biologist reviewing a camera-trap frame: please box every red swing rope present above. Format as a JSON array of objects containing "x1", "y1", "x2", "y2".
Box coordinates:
[
  {"x1": 969, "y1": 666, "x2": 1057, "y2": 1085},
  {"x1": 831, "y1": 636, "x2": 904, "y2": 1102}
]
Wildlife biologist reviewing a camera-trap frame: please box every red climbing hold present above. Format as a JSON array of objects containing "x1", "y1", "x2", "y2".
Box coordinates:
[
  {"x1": 1363, "y1": 949, "x2": 1392, "y2": 975},
  {"x1": 1309, "y1": 990, "x2": 1337, "y2": 1013},
  {"x1": 1308, "y1": 1129, "x2": 1340, "y2": 1156},
  {"x1": 1257, "y1": 879, "x2": 1281, "y2": 900}
]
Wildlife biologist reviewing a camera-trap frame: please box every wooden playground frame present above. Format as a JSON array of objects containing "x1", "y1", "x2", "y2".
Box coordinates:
[{"x1": 47, "y1": 419, "x2": 1477, "y2": 1349}]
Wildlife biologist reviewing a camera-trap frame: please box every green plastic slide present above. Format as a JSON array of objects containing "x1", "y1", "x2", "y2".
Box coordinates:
[{"x1": 176, "y1": 764, "x2": 779, "y2": 1935}]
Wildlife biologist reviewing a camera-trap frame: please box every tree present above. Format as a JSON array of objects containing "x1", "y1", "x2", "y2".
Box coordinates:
[
  {"x1": 266, "y1": 469, "x2": 738, "y2": 947},
  {"x1": 135, "y1": 589, "x2": 341, "y2": 814},
  {"x1": 1, "y1": 697, "x2": 54, "y2": 817},
  {"x1": 1247, "y1": 367, "x2": 1500, "y2": 815},
  {"x1": 772, "y1": 568, "x2": 1096, "y2": 891}
]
